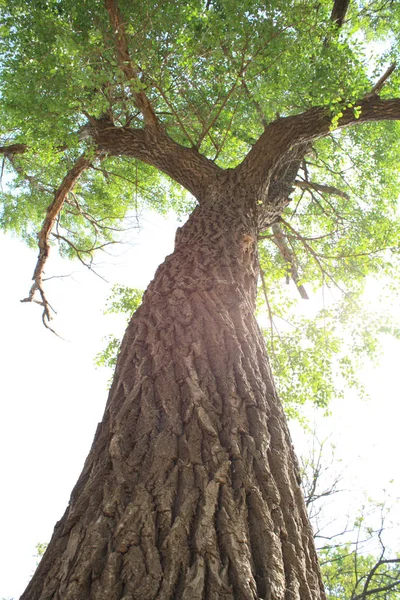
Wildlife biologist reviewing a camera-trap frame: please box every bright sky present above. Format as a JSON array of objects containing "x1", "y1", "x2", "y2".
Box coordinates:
[{"x1": 0, "y1": 213, "x2": 399, "y2": 599}]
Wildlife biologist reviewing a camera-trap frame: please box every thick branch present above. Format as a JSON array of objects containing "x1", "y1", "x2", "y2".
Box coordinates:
[
  {"x1": 21, "y1": 154, "x2": 96, "y2": 328},
  {"x1": 330, "y1": 0, "x2": 350, "y2": 27},
  {"x1": 88, "y1": 119, "x2": 221, "y2": 197},
  {"x1": 5, "y1": 123, "x2": 219, "y2": 199},
  {"x1": 240, "y1": 95, "x2": 400, "y2": 185},
  {"x1": 0, "y1": 143, "x2": 28, "y2": 155}
]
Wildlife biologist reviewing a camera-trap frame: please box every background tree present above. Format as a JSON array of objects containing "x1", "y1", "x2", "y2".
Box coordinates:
[
  {"x1": 1, "y1": 0, "x2": 400, "y2": 598},
  {"x1": 301, "y1": 435, "x2": 400, "y2": 599}
]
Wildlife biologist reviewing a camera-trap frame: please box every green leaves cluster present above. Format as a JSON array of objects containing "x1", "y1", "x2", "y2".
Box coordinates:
[
  {"x1": 260, "y1": 280, "x2": 400, "y2": 418},
  {"x1": 95, "y1": 285, "x2": 143, "y2": 371}
]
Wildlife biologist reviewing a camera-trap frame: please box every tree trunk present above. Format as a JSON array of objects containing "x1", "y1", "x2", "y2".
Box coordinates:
[{"x1": 21, "y1": 175, "x2": 325, "y2": 600}]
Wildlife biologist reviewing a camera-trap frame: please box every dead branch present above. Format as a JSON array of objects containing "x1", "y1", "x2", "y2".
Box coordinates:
[
  {"x1": 279, "y1": 217, "x2": 348, "y2": 295},
  {"x1": 271, "y1": 222, "x2": 309, "y2": 299},
  {"x1": 294, "y1": 179, "x2": 350, "y2": 199},
  {"x1": 21, "y1": 153, "x2": 96, "y2": 330}
]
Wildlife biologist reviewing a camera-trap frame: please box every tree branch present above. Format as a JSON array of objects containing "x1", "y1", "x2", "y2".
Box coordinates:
[
  {"x1": 294, "y1": 179, "x2": 350, "y2": 199},
  {"x1": 271, "y1": 222, "x2": 309, "y2": 299},
  {"x1": 104, "y1": 0, "x2": 159, "y2": 127},
  {"x1": 0, "y1": 143, "x2": 28, "y2": 155},
  {"x1": 240, "y1": 92, "x2": 400, "y2": 187},
  {"x1": 21, "y1": 153, "x2": 96, "y2": 330},
  {"x1": 369, "y1": 63, "x2": 396, "y2": 96},
  {"x1": 87, "y1": 119, "x2": 221, "y2": 197},
  {"x1": 7, "y1": 155, "x2": 54, "y2": 194},
  {"x1": 279, "y1": 217, "x2": 347, "y2": 294},
  {"x1": 330, "y1": 0, "x2": 351, "y2": 27},
  {"x1": 353, "y1": 557, "x2": 400, "y2": 600}
]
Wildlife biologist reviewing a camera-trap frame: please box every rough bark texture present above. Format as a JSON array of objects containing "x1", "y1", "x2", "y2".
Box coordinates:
[{"x1": 22, "y1": 172, "x2": 325, "y2": 600}]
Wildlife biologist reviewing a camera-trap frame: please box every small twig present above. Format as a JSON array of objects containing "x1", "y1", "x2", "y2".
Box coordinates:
[
  {"x1": 7, "y1": 155, "x2": 54, "y2": 193},
  {"x1": 52, "y1": 232, "x2": 117, "y2": 256},
  {"x1": 196, "y1": 78, "x2": 240, "y2": 148},
  {"x1": 213, "y1": 101, "x2": 240, "y2": 161},
  {"x1": 353, "y1": 557, "x2": 400, "y2": 600},
  {"x1": 150, "y1": 79, "x2": 196, "y2": 146},
  {"x1": 241, "y1": 78, "x2": 267, "y2": 127},
  {"x1": 42, "y1": 273, "x2": 75, "y2": 282}
]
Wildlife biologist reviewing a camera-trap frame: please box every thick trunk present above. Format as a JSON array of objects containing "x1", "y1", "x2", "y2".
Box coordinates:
[{"x1": 21, "y1": 176, "x2": 325, "y2": 600}]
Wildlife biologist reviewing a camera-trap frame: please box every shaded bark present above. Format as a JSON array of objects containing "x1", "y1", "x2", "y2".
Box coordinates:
[
  {"x1": 21, "y1": 174, "x2": 325, "y2": 600},
  {"x1": 86, "y1": 116, "x2": 221, "y2": 198}
]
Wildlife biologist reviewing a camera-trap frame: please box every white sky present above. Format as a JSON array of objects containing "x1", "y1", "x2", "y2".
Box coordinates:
[{"x1": 0, "y1": 213, "x2": 399, "y2": 599}]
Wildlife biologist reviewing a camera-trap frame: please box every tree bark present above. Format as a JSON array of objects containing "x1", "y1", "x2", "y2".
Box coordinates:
[{"x1": 21, "y1": 174, "x2": 325, "y2": 600}]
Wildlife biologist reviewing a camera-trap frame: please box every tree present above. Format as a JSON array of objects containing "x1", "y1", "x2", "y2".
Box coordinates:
[
  {"x1": 300, "y1": 435, "x2": 400, "y2": 599},
  {"x1": 1, "y1": 0, "x2": 400, "y2": 598},
  {"x1": 320, "y1": 545, "x2": 400, "y2": 599}
]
